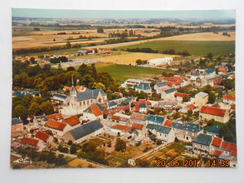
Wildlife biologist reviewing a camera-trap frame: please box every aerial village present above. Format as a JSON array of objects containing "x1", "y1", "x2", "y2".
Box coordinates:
[
  {"x1": 11, "y1": 13, "x2": 236, "y2": 168},
  {"x1": 11, "y1": 49, "x2": 236, "y2": 168}
]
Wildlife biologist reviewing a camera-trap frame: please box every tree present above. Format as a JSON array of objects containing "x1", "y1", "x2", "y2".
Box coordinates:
[
  {"x1": 70, "y1": 144, "x2": 78, "y2": 154},
  {"x1": 207, "y1": 52, "x2": 213, "y2": 60},
  {"x1": 115, "y1": 138, "x2": 126, "y2": 152},
  {"x1": 28, "y1": 102, "x2": 41, "y2": 116},
  {"x1": 13, "y1": 104, "x2": 28, "y2": 121},
  {"x1": 39, "y1": 101, "x2": 54, "y2": 115},
  {"x1": 97, "y1": 27, "x2": 104, "y2": 33}
]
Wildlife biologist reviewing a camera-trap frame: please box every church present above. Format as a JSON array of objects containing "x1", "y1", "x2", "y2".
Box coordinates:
[{"x1": 61, "y1": 83, "x2": 107, "y2": 116}]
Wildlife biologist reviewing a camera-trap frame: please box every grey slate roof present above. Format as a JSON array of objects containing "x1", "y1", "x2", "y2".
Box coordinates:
[
  {"x1": 12, "y1": 118, "x2": 23, "y2": 125},
  {"x1": 156, "y1": 82, "x2": 167, "y2": 87},
  {"x1": 136, "y1": 83, "x2": 151, "y2": 91},
  {"x1": 207, "y1": 125, "x2": 221, "y2": 135},
  {"x1": 147, "y1": 124, "x2": 171, "y2": 134},
  {"x1": 172, "y1": 122, "x2": 201, "y2": 133},
  {"x1": 53, "y1": 94, "x2": 67, "y2": 99},
  {"x1": 165, "y1": 88, "x2": 176, "y2": 94},
  {"x1": 76, "y1": 89, "x2": 106, "y2": 101},
  {"x1": 193, "y1": 133, "x2": 212, "y2": 146},
  {"x1": 69, "y1": 120, "x2": 103, "y2": 140},
  {"x1": 147, "y1": 115, "x2": 164, "y2": 124}
]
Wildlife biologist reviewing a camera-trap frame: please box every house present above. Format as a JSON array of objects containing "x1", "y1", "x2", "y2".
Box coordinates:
[
  {"x1": 199, "y1": 105, "x2": 230, "y2": 123},
  {"x1": 130, "y1": 113, "x2": 147, "y2": 123},
  {"x1": 63, "y1": 120, "x2": 103, "y2": 143},
  {"x1": 108, "y1": 101, "x2": 118, "y2": 109},
  {"x1": 110, "y1": 124, "x2": 132, "y2": 136},
  {"x1": 135, "y1": 82, "x2": 152, "y2": 94},
  {"x1": 12, "y1": 118, "x2": 24, "y2": 137},
  {"x1": 206, "y1": 125, "x2": 221, "y2": 136},
  {"x1": 210, "y1": 137, "x2": 237, "y2": 160},
  {"x1": 52, "y1": 94, "x2": 67, "y2": 102},
  {"x1": 154, "y1": 82, "x2": 168, "y2": 94},
  {"x1": 83, "y1": 103, "x2": 106, "y2": 120},
  {"x1": 174, "y1": 92, "x2": 190, "y2": 103},
  {"x1": 35, "y1": 131, "x2": 51, "y2": 143},
  {"x1": 210, "y1": 137, "x2": 223, "y2": 156},
  {"x1": 61, "y1": 84, "x2": 107, "y2": 115},
  {"x1": 164, "y1": 120, "x2": 173, "y2": 127},
  {"x1": 161, "y1": 88, "x2": 177, "y2": 101},
  {"x1": 194, "y1": 92, "x2": 209, "y2": 107},
  {"x1": 192, "y1": 133, "x2": 212, "y2": 155},
  {"x1": 147, "y1": 124, "x2": 175, "y2": 143},
  {"x1": 44, "y1": 119, "x2": 69, "y2": 136},
  {"x1": 120, "y1": 79, "x2": 144, "y2": 89},
  {"x1": 47, "y1": 113, "x2": 63, "y2": 121},
  {"x1": 62, "y1": 115, "x2": 80, "y2": 128},
  {"x1": 20, "y1": 138, "x2": 42, "y2": 150},
  {"x1": 77, "y1": 49, "x2": 91, "y2": 55},
  {"x1": 172, "y1": 122, "x2": 202, "y2": 142},
  {"x1": 223, "y1": 95, "x2": 235, "y2": 104},
  {"x1": 147, "y1": 115, "x2": 165, "y2": 125}
]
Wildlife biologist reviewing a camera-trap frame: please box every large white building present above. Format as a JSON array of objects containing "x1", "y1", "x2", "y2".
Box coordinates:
[{"x1": 148, "y1": 57, "x2": 173, "y2": 66}]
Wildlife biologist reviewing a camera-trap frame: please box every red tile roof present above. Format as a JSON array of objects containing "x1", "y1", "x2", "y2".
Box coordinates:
[
  {"x1": 132, "y1": 123, "x2": 144, "y2": 129},
  {"x1": 218, "y1": 68, "x2": 228, "y2": 72},
  {"x1": 187, "y1": 104, "x2": 197, "y2": 110},
  {"x1": 45, "y1": 119, "x2": 66, "y2": 131},
  {"x1": 111, "y1": 124, "x2": 131, "y2": 132},
  {"x1": 21, "y1": 138, "x2": 39, "y2": 147},
  {"x1": 112, "y1": 115, "x2": 121, "y2": 121},
  {"x1": 35, "y1": 131, "x2": 49, "y2": 142},
  {"x1": 47, "y1": 113, "x2": 63, "y2": 121},
  {"x1": 90, "y1": 105, "x2": 103, "y2": 116},
  {"x1": 131, "y1": 113, "x2": 147, "y2": 121},
  {"x1": 224, "y1": 95, "x2": 235, "y2": 101},
  {"x1": 200, "y1": 106, "x2": 227, "y2": 117},
  {"x1": 175, "y1": 92, "x2": 190, "y2": 98},
  {"x1": 231, "y1": 104, "x2": 236, "y2": 110},
  {"x1": 212, "y1": 137, "x2": 222, "y2": 147},
  {"x1": 63, "y1": 115, "x2": 80, "y2": 126},
  {"x1": 138, "y1": 99, "x2": 152, "y2": 105},
  {"x1": 221, "y1": 141, "x2": 237, "y2": 152},
  {"x1": 213, "y1": 85, "x2": 225, "y2": 89},
  {"x1": 164, "y1": 120, "x2": 173, "y2": 127},
  {"x1": 213, "y1": 150, "x2": 223, "y2": 157}
]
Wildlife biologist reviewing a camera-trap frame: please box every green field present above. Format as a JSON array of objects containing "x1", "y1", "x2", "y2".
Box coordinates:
[
  {"x1": 119, "y1": 40, "x2": 235, "y2": 56},
  {"x1": 95, "y1": 63, "x2": 166, "y2": 82}
]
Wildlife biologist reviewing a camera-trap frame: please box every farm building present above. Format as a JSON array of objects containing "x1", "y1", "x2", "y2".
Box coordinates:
[{"x1": 148, "y1": 57, "x2": 173, "y2": 66}]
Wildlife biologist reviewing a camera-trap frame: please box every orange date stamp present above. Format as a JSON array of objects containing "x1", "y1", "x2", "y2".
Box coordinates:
[{"x1": 156, "y1": 159, "x2": 230, "y2": 167}]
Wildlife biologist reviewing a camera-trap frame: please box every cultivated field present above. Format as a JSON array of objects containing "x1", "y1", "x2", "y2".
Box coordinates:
[
  {"x1": 118, "y1": 40, "x2": 235, "y2": 56},
  {"x1": 78, "y1": 51, "x2": 178, "y2": 65},
  {"x1": 12, "y1": 28, "x2": 159, "y2": 49}
]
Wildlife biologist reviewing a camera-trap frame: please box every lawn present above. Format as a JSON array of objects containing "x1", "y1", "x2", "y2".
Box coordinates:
[
  {"x1": 94, "y1": 63, "x2": 167, "y2": 82},
  {"x1": 118, "y1": 40, "x2": 235, "y2": 56}
]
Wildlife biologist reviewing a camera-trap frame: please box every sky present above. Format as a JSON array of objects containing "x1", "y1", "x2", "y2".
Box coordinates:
[{"x1": 12, "y1": 8, "x2": 235, "y2": 20}]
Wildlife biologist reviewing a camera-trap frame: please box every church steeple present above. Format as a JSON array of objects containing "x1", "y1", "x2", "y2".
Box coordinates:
[{"x1": 70, "y1": 75, "x2": 77, "y2": 97}]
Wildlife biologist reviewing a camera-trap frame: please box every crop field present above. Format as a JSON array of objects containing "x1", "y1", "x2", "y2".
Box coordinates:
[
  {"x1": 118, "y1": 40, "x2": 235, "y2": 56},
  {"x1": 79, "y1": 51, "x2": 177, "y2": 65},
  {"x1": 94, "y1": 63, "x2": 167, "y2": 82}
]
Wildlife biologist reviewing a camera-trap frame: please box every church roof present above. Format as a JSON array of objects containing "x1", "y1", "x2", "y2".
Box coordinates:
[{"x1": 76, "y1": 89, "x2": 106, "y2": 101}]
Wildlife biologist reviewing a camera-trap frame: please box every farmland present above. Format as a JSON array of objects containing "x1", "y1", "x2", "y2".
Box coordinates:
[
  {"x1": 94, "y1": 63, "x2": 167, "y2": 82},
  {"x1": 118, "y1": 40, "x2": 235, "y2": 56},
  {"x1": 77, "y1": 51, "x2": 178, "y2": 65}
]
